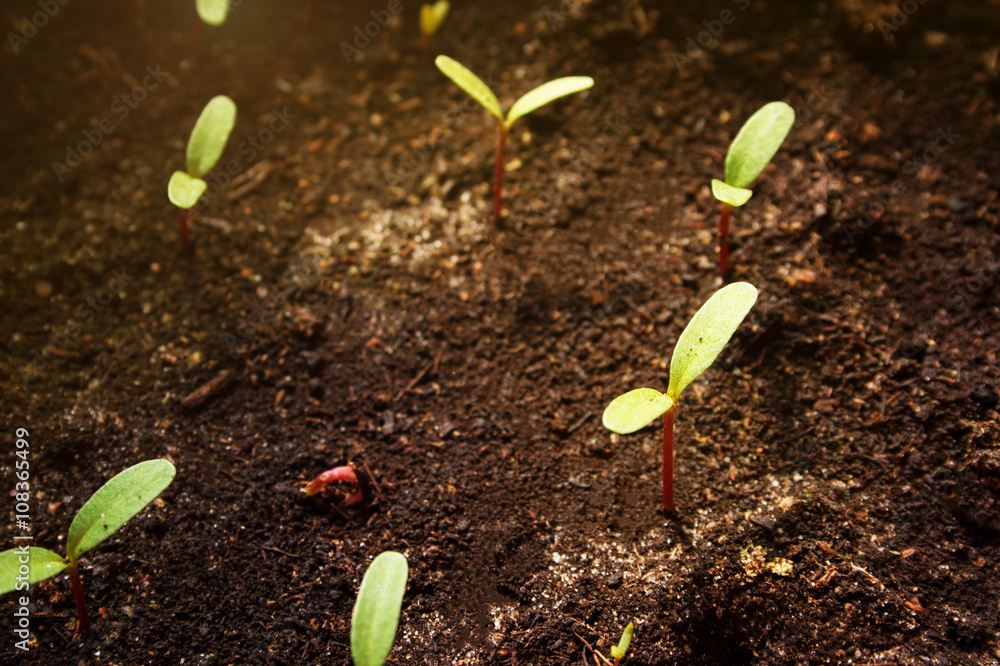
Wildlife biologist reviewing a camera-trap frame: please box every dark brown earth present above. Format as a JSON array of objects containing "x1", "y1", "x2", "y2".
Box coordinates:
[{"x1": 2, "y1": 0, "x2": 1000, "y2": 664}]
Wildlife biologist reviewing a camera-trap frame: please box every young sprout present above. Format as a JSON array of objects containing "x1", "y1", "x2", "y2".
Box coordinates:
[
  {"x1": 610, "y1": 623, "x2": 634, "y2": 666},
  {"x1": 196, "y1": 0, "x2": 230, "y2": 26},
  {"x1": 167, "y1": 95, "x2": 237, "y2": 245},
  {"x1": 304, "y1": 463, "x2": 365, "y2": 506},
  {"x1": 434, "y1": 55, "x2": 593, "y2": 219},
  {"x1": 0, "y1": 460, "x2": 176, "y2": 632},
  {"x1": 419, "y1": 1, "x2": 449, "y2": 53},
  {"x1": 602, "y1": 283, "x2": 758, "y2": 512},
  {"x1": 351, "y1": 551, "x2": 409, "y2": 666},
  {"x1": 710, "y1": 101, "x2": 794, "y2": 275}
]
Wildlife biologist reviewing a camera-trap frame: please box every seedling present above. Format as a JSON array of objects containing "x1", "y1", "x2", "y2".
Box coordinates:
[
  {"x1": 610, "y1": 623, "x2": 634, "y2": 666},
  {"x1": 167, "y1": 95, "x2": 237, "y2": 245},
  {"x1": 419, "y1": 1, "x2": 449, "y2": 53},
  {"x1": 191, "y1": 0, "x2": 230, "y2": 56},
  {"x1": 304, "y1": 463, "x2": 365, "y2": 506},
  {"x1": 351, "y1": 551, "x2": 409, "y2": 666},
  {"x1": 710, "y1": 101, "x2": 794, "y2": 275},
  {"x1": 602, "y1": 282, "x2": 758, "y2": 512},
  {"x1": 196, "y1": 0, "x2": 230, "y2": 26},
  {"x1": 0, "y1": 459, "x2": 176, "y2": 632},
  {"x1": 434, "y1": 55, "x2": 594, "y2": 218}
]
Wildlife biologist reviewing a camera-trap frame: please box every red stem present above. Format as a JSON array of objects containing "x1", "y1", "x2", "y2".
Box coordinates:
[
  {"x1": 305, "y1": 465, "x2": 362, "y2": 505},
  {"x1": 662, "y1": 407, "x2": 676, "y2": 513},
  {"x1": 718, "y1": 203, "x2": 732, "y2": 276},
  {"x1": 68, "y1": 563, "x2": 90, "y2": 632},
  {"x1": 178, "y1": 208, "x2": 190, "y2": 246},
  {"x1": 492, "y1": 124, "x2": 509, "y2": 219}
]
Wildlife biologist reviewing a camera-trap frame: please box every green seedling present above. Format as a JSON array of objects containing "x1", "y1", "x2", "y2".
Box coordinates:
[
  {"x1": 196, "y1": 0, "x2": 230, "y2": 26},
  {"x1": 167, "y1": 95, "x2": 237, "y2": 245},
  {"x1": 602, "y1": 282, "x2": 758, "y2": 512},
  {"x1": 0, "y1": 459, "x2": 176, "y2": 632},
  {"x1": 434, "y1": 55, "x2": 593, "y2": 218},
  {"x1": 351, "y1": 551, "x2": 409, "y2": 666},
  {"x1": 191, "y1": 0, "x2": 229, "y2": 56},
  {"x1": 610, "y1": 622, "x2": 634, "y2": 666},
  {"x1": 710, "y1": 101, "x2": 794, "y2": 275},
  {"x1": 419, "y1": 1, "x2": 449, "y2": 52}
]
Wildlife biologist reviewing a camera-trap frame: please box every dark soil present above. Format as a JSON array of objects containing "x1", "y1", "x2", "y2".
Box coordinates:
[{"x1": 2, "y1": 0, "x2": 1000, "y2": 664}]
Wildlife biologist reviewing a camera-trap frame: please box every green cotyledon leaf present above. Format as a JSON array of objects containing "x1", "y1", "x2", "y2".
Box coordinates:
[
  {"x1": 167, "y1": 171, "x2": 207, "y2": 209},
  {"x1": 66, "y1": 459, "x2": 176, "y2": 563},
  {"x1": 0, "y1": 547, "x2": 67, "y2": 595},
  {"x1": 351, "y1": 551, "x2": 409, "y2": 666},
  {"x1": 420, "y1": 1, "x2": 449, "y2": 37},
  {"x1": 196, "y1": 0, "x2": 229, "y2": 26},
  {"x1": 186, "y1": 95, "x2": 237, "y2": 178},
  {"x1": 602, "y1": 388, "x2": 674, "y2": 435},
  {"x1": 505, "y1": 76, "x2": 594, "y2": 127},
  {"x1": 611, "y1": 623, "x2": 634, "y2": 660},
  {"x1": 667, "y1": 282, "x2": 758, "y2": 400},
  {"x1": 435, "y1": 56, "x2": 503, "y2": 122},
  {"x1": 711, "y1": 178, "x2": 753, "y2": 207},
  {"x1": 724, "y1": 101, "x2": 794, "y2": 189}
]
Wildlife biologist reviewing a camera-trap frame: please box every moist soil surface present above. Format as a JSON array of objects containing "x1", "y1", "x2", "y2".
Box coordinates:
[{"x1": 2, "y1": 0, "x2": 1000, "y2": 664}]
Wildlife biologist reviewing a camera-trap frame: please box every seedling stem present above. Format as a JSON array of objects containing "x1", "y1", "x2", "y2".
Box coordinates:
[
  {"x1": 718, "y1": 202, "x2": 732, "y2": 275},
  {"x1": 662, "y1": 407, "x2": 676, "y2": 512},
  {"x1": 178, "y1": 208, "x2": 191, "y2": 247},
  {"x1": 493, "y1": 126, "x2": 509, "y2": 218},
  {"x1": 418, "y1": 1, "x2": 449, "y2": 55},
  {"x1": 68, "y1": 564, "x2": 89, "y2": 631}
]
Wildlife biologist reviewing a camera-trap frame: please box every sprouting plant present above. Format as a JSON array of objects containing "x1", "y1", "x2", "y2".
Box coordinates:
[
  {"x1": 351, "y1": 551, "x2": 409, "y2": 666},
  {"x1": 602, "y1": 282, "x2": 758, "y2": 512},
  {"x1": 167, "y1": 95, "x2": 237, "y2": 245},
  {"x1": 710, "y1": 101, "x2": 794, "y2": 275},
  {"x1": 196, "y1": 0, "x2": 230, "y2": 26},
  {"x1": 434, "y1": 55, "x2": 594, "y2": 219},
  {"x1": 610, "y1": 622, "x2": 634, "y2": 666},
  {"x1": 0, "y1": 459, "x2": 176, "y2": 632},
  {"x1": 304, "y1": 463, "x2": 365, "y2": 506},
  {"x1": 419, "y1": 1, "x2": 449, "y2": 52}
]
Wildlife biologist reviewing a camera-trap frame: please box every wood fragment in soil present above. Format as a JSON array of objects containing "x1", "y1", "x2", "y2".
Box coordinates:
[{"x1": 179, "y1": 369, "x2": 235, "y2": 412}]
